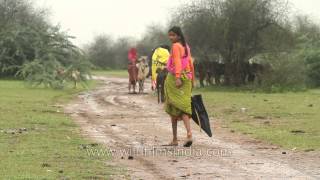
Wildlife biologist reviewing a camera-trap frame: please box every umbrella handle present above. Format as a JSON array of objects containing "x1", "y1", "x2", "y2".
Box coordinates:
[{"x1": 194, "y1": 107, "x2": 202, "y2": 133}]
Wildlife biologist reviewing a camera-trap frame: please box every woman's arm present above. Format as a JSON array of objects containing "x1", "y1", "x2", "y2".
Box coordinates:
[{"x1": 190, "y1": 57, "x2": 195, "y2": 84}]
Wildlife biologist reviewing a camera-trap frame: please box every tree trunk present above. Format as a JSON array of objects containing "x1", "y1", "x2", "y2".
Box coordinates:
[{"x1": 224, "y1": 61, "x2": 233, "y2": 86}]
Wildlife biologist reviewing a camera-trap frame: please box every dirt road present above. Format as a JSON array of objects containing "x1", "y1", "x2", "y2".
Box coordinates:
[{"x1": 65, "y1": 76, "x2": 320, "y2": 180}]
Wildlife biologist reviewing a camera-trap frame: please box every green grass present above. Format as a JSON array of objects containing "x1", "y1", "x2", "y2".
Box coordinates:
[
  {"x1": 0, "y1": 80, "x2": 125, "y2": 179},
  {"x1": 195, "y1": 87, "x2": 320, "y2": 151},
  {"x1": 92, "y1": 70, "x2": 128, "y2": 78}
]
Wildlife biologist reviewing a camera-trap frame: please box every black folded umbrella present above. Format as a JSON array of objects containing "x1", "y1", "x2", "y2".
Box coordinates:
[{"x1": 191, "y1": 95, "x2": 213, "y2": 137}]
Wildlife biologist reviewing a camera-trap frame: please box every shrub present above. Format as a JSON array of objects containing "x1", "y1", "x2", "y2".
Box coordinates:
[
  {"x1": 260, "y1": 53, "x2": 307, "y2": 92},
  {"x1": 303, "y1": 46, "x2": 320, "y2": 87}
]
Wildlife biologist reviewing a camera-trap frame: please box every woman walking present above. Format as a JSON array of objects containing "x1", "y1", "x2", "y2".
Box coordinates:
[{"x1": 165, "y1": 26, "x2": 195, "y2": 147}]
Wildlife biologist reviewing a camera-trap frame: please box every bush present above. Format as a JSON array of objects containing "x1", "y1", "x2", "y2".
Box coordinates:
[
  {"x1": 0, "y1": 0, "x2": 91, "y2": 89},
  {"x1": 16, "y1": 55, "x2": 92, "y2": 89},
  {"x1": 260, "y1": 53, "x2": 307, "y2": 92},
  {"x1": 304, "y1": 47, "x2": 320, "y2": 87},
  {"x1": 17, "y1": 59, "x2": 65, "y2": 89}
]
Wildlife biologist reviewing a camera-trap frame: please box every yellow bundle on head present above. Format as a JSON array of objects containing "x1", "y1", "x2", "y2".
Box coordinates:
[{"x1": 151, "y1": 47, "x2": 170, "y2": 82}]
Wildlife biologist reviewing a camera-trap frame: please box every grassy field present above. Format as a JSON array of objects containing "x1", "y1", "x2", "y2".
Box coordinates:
[
  {"x1": 92, "y1": 70, "x2": 128, "y2": 78},
  {"x1": 195, "y1": 87, "x2": 320, "y2": 151},
  {"x1": 0, "y1": 80, "x2": 124, "y2": 179}
]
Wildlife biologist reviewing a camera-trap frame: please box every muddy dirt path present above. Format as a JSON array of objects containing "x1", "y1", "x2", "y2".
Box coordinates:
[{"x1": 65, "y1": 76, "x2": 319, "y2": 180}]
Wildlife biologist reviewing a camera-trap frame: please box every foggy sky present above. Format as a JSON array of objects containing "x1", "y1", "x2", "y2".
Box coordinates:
[{"x1": 34, "y1": 0, "x2": 320, "y2": 46}]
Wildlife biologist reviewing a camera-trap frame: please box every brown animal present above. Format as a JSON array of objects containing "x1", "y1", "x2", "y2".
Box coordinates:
[
  {"x1": 195, "y1": 61, "x2": 225, "y2": 87},
  {"x1": 194, "y1": 61, "x2": 206, "y2": 87},
  {"x1": 56, "y1": 68, "x2": 81, "y2": 88},
  {"x1": 247, "y1": 63, "x2": 269, "y2": 84}
]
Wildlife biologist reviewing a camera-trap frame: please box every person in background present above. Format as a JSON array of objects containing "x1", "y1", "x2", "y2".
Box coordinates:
[
  {"x1": 164, "y1": 26, "x2": 195, "y2": 147},
  {"x1": 151, "y1": 45, "x2": 170, "y2": 90},
  {"x1": 128, "y1": 48, "x2": 138, "y2": 93}
]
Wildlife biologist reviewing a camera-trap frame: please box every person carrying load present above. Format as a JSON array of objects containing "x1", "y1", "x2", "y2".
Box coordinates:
[{"x1": 151, "y1": 45, "x2": 170, "y2": 90}]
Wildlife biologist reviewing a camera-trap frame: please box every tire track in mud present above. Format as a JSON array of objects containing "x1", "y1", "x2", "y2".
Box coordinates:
[{"x1": 65, "y1": 76, "x2": 319, "y2": 180}]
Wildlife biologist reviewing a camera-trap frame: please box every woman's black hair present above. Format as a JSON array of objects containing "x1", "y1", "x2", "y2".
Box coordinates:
[{"x1": 168, "y1": 26, "x2": 188, "y2": 56}]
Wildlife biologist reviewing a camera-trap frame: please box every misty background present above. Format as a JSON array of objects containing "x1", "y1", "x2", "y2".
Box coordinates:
[
  {"x1": 34, "y1": 0, "x2": 320, "y2": 46},
  {"x1": 1, "y1": 0, "x2": 320, "y2": 90}
]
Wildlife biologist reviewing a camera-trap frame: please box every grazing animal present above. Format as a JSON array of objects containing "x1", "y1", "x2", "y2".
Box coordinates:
[
  {"x1": 247, "y1": 63, "x2": 269, "y2": 84},
  {"x1": 56, "y1": 68, "x2": 66, "y2": 84},
  {"x1": 56, "y1": 68, "x2": 82, "y2": 88},
  {"x1": 194, "y1": 61, "x2": 206, "y2": 87},
  {"x1": 156, "y1": 68, "x2": 168, "y2": 103},
  {"x1": 196, "y1": 60, "x2": 271, "y2": 86},
  {"x1": 71, "y1": 70, "x2": 81, "y2": 88},
  {"x1": 206, "y1": 69, "x2": 213, "y2": 86},
  {"x1": 211, "y1": 62, "x2": 225, "y2": 85},
  {"x1": 195, "y1": 61, "x2": 225, "y2": 87},
  {"x1": 136, "y1": 57, "x2": 150, "y2": 93}
]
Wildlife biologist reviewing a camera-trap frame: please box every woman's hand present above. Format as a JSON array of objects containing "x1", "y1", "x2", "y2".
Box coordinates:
[{"x1": 175, "y1": 78, "x2": 183, "y2": 88}]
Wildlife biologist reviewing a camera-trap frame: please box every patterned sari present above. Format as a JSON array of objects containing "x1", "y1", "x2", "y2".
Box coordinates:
[{"x1": 165, "y1": 73, "x2": 192, "y2": 116}]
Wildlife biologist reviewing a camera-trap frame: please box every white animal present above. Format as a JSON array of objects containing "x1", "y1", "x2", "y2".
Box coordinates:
[{"x1": 136, "y1": 56, "x2": 150, "y2": 93}]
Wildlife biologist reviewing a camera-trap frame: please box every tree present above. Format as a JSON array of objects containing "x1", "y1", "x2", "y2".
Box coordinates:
[
  {"x1": 294, "y1": 16, "x2": 320, "y2": 87},
  {"x1": 0, "y1": 0, "x2": 49, "y2": 76},
  {"x1": 136, "y1": 24, "x2": 170, "y2": 56},
  {"x1": 0, "y1": 0, "x2": 91, "y2": 88},
  {"x1": 176, "y1": 0, "x2": 291, "y2": 85},
  {"x1": 86, "y1": 35, "x2": 136, "y2": 69},
  {"x1": 87, "y1": 35, "x2": 116, "y2": 69},
  {"x1": 112, "y1": 37, "x2": 134, "y2": 69}
]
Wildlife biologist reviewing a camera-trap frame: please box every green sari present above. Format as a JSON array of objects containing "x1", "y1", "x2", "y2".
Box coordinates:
[{"x1": 164, "y1": 73, "x2": 192, "y2": 117}]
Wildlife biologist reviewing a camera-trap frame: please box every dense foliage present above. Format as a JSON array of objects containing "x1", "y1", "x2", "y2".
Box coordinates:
[
  {"x1": 2, "y1": 0, "x2": 319, "y2": 90},
  {"x1": 86, "y1": 24, "x2": 169, "y2": 70},
  {"x1": 85, "y1": 35, "x2": 134, "y2": 69},
  {"x1": 174, "y1": 0, "x2": 292, "y2": 85},
  {"x1": 0, "y1": 0, "x2": 91, "y2": 88},
  {"x1": 171, "y1": 0, "x2": 320, "y2": 89}
]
